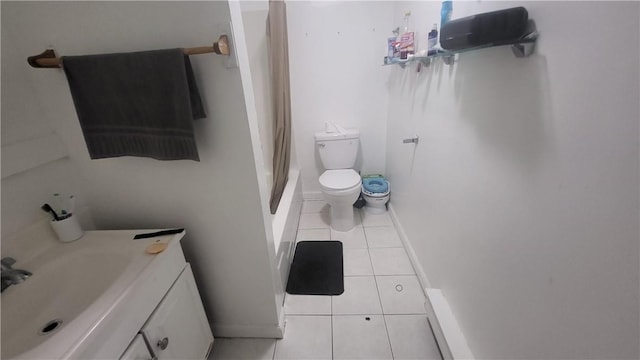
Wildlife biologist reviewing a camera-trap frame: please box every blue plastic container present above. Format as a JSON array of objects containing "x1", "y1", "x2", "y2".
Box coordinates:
[{"x1": 441, "y1": 1, "x2": 453, "y2": 28}]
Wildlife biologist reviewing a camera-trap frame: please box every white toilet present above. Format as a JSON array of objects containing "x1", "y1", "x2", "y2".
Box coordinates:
[{"x1": 315, "y1": 127, "x2": 361, "y2": 231}]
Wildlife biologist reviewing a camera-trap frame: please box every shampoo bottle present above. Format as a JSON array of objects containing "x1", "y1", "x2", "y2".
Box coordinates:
[{"x1": 427, "y1": 24, "x2": 438, "y2": 56}]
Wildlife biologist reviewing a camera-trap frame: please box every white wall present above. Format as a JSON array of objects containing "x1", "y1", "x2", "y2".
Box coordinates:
[
  {"x1": 1, "y1": 1, "x2": 283, "y2": 338},
  {"x1": 1, "y1": 20, "x2": 93, "y2": 239},
  {"x1": 385, "y1": 1, "x2": 639, "y2": 359},
  {"x1": 287, "y1": 1, "x2": 393, "y2": 197}
]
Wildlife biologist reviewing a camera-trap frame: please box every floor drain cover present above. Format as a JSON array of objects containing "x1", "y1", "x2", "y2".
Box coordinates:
[{"x1": 39, "y1": 319, "x2": 62, "y2": 335}]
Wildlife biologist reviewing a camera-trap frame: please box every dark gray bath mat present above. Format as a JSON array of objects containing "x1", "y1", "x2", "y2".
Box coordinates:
[{"x1": 286, "y1": 241, "x2": 344, "y2": 295}]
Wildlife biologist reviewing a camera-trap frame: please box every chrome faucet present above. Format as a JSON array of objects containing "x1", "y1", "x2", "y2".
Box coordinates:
[{"x1": 1, "y1": 257, "x2": 32, "y2": 292}]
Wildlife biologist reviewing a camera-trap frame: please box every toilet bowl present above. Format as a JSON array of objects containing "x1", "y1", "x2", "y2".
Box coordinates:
[{"x1": 319, "y1": 169, "x2": 361, "y2": 231}]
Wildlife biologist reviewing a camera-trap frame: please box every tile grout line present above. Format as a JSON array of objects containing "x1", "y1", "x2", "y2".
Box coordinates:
[
  {"x1": 372, "y1": 266, "x2": 396, "y2": 360},
  {"x1": 381, "y1": 216, "x2": 402, "y2": 359},
  {"x1": 364, "y1": 223, "x2": 396, "y2": 359},
  {"x1": 287, "y1": 311, "x2": 427, "y2": 316},
  {"x1": 367, "y1": 273, "x2": 417, "y2": 277},
  {"x1": 271, "y1": 336, "x2": 277, "y2": 360},
  {"x1": 331, "y1": 282, "x2": 334, "y2": 360},
  {"x1": 363, "y1": 220, "x2": 371, "y2": 248},
  {"x1": 379, "y1": 214, "x2": 408, "y2": 359},
  {"x1": 330, "y1": 301, "x2": 334, "y2": 360},
  {"x1": 272, "y1": 324, "x2": 279, "y2": 360},
  {"x1": 329, "y1": 262, "x2": 336, "y2": 360}
]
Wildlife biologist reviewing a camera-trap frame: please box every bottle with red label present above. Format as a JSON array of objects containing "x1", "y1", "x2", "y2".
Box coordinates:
[{"x1": 399, "y1": 12, "x2": 414, "y2": 59}]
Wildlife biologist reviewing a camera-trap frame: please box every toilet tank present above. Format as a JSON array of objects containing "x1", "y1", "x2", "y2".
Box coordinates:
[{"x1": 315, "y1": 128, "x2": 360, "y2": 169}]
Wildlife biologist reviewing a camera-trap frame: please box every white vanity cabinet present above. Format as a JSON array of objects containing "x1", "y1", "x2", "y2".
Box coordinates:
[
  {"x1": 120, "y1": 264, "x2": 213, "y2": 360},
  {"x1": 141, "y1": 264, "x2": 213, "y2": 359},
  {"x1": 120, "y1": 335, "x2": 153, "y2": 360}
]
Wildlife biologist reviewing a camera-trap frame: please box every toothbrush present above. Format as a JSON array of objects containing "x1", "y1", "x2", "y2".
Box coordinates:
[
  {"x1": 68, "y1": 195, "x2": 75, "y2": 214},
  {"x1": 41, "y1": 203, "x2": 61, "y2": 221},
  {"x1": 53, "y1": 193, "x2": 65, "y2": 215},
  {"x1": 53, "y1": 193, "x2": 75, "y2": 217}
]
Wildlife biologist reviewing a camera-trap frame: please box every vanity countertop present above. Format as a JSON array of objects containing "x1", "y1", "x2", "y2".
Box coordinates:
[{"x1": 2, "y1": 229, "x2": 187, "y2": 360}]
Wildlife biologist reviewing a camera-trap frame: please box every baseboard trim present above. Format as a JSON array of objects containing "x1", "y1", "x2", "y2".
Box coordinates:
[
  {"x1": 302, "y1": 191, "x2": 323, "y2": 201},
  {"x1": 426, "y1": 289, "x2": 474, "y2": 360},
  {"x1": 388, "y1": 203, "x2": 473, "y2": 360},
  {"x1": 278, "y1": 305, "x2": 286, "y2": 338},
  {"x1": 211, "y1": 322, "x2": 284, "y2": 339},
  {"x1": 387, "y1": 204, "x2": 431, "y2": 290}
]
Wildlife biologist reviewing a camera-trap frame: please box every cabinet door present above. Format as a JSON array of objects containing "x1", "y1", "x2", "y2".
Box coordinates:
[
  {"x1": 120, "y1": 334, "x2": 154, "y2": 360},
  {"x1": 141, "y1": 264, "x2": 213, "y2": 360}
]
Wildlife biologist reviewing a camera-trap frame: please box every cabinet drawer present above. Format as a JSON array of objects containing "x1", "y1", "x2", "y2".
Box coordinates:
[{"x1": 141, "y1": 264, "x2": 213, "y2": 360}]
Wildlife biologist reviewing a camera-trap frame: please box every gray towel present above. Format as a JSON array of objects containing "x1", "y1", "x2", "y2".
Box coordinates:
[{"x1": 62, "y1": 49, "x2": 205, "y2": 161}]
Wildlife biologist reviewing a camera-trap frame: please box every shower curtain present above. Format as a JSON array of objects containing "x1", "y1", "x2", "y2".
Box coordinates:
[{"x1": 268, "y1": 0, "x2": 292, "y2": 214}]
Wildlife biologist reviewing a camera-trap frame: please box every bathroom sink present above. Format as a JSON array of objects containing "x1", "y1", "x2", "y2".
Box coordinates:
[
  {"x1": 1, "y1": 229, "x2": 186, "y2": 359},
  {"x1": 1, "y1": 244, "x2": 131, "y2": 358}
]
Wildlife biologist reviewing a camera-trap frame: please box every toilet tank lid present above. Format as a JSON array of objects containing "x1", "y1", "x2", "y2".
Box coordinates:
[{"x1": 315, "y1": 128, "x2": 360, "y2": 141}]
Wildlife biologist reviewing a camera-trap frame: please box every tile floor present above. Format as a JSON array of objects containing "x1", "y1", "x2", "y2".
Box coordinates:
[{"x1": 211, "y1": 201, "x2": 442, "y2": 360}]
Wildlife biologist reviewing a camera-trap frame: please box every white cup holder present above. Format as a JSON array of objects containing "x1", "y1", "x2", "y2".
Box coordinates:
[{"x1": 50, "y1": 215, "x2": 84, "y2": 243}]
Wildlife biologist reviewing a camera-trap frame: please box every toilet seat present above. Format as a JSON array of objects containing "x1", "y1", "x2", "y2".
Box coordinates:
[
  {"x1": 362, "y1": 178, "x2": 389, "y2": 194},
  {"x1": 362, "y1": 178, "x2": 390, "y2": 198},
  {"x1": 319, "y1": 169, "x2": 361, "y2": 192}
]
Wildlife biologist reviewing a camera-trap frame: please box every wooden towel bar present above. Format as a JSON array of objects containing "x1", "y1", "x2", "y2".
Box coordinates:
[{"x1": 27, "y1": 35, "x2": 230, "y2": 69}]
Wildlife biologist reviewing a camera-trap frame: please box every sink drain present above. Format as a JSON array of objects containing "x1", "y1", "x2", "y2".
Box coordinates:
[{"x1": 39, "y1": 319, "x2": 62, "y2": 335}]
